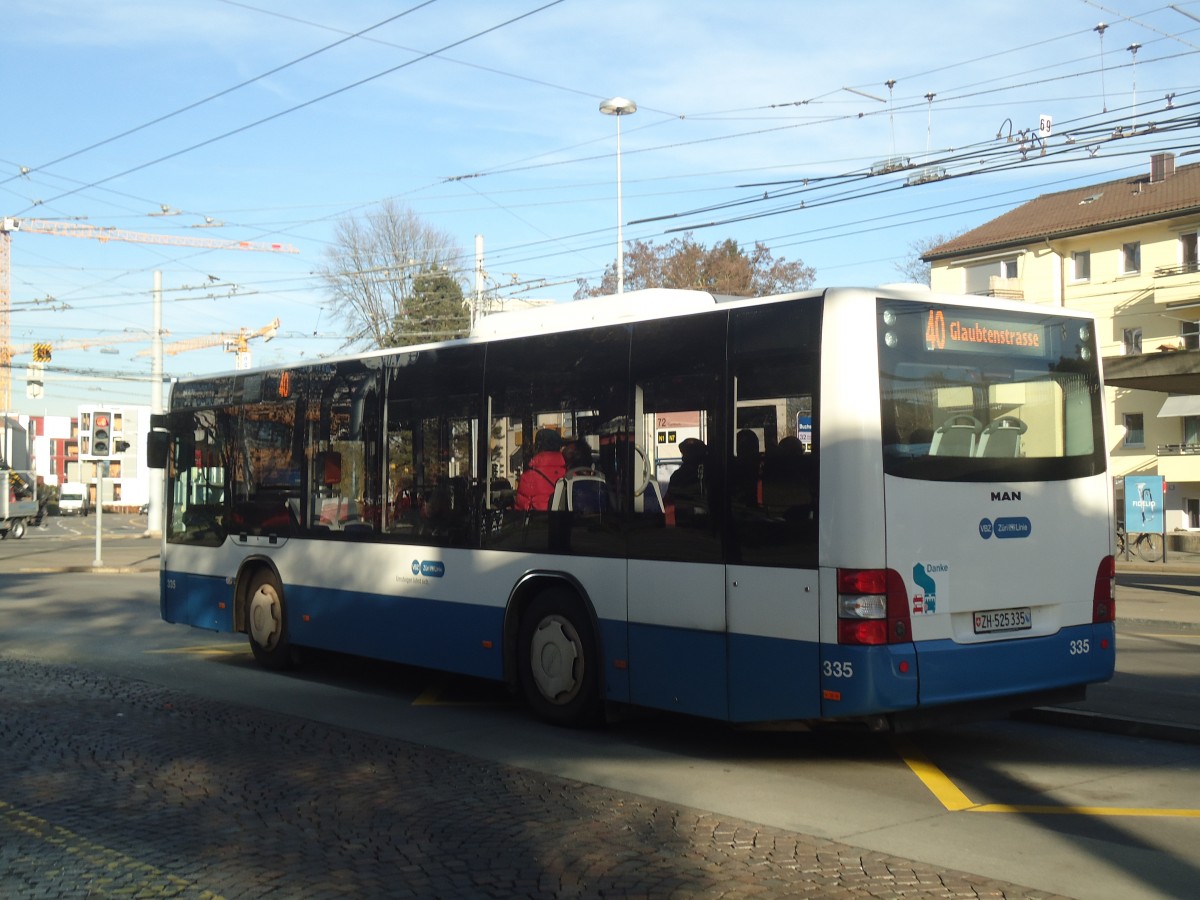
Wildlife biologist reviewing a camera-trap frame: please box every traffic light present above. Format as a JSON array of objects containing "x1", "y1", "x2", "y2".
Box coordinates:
[{"x1": 92, "y1": 411, "x2": 112, "y2": 457}]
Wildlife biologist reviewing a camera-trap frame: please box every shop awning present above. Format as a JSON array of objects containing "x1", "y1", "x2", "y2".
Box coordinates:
[{"x1": 1157, "y1": 394, "x2": 1200, "y2": 417}]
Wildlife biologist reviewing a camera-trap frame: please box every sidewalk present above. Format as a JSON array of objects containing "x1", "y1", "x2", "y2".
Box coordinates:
[
  {"x1": 1114, "y1": 549, "x2": 1200, "y2": 627},
  {"x1": 2, "y1": 532, "x2": 162, "y2": 574}
]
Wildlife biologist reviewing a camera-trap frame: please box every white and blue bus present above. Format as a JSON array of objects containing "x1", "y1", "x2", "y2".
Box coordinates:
[{"x1": 149, "y1": 286, "x2": 1115, "y2": 730}]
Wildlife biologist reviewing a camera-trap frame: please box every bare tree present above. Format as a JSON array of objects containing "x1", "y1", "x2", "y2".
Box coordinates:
[
  {"x1": 320, "y1": 200, "x2": 467, "y2": 348},
  {"x1": 894, "y1": 232, "x2": 961, "y2": 286}
]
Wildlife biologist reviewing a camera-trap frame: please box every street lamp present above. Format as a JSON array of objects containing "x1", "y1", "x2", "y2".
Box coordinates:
[{"x1": 599, "y1": 96, "x2": 637, "y2": 294}]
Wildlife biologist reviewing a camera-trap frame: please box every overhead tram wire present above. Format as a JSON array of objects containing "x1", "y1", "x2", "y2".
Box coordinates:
[
  {"x1": 21, "y1": 12, "x2": 1192, "y2": 300},
  {"x1": 13, "y1": 0, "x2": 568, "y2": 216},
  {"x1": 657, "y1": 136, "x2": 1200, "y2": 234},
  {"x1": 438, "y1": 45, "x2": 1198, "y2": 193},
  {"x1": 0, "y1": 2, "x2": 440, "y2": 192},
  {"x1": 628, "y1": 93, "x2": 1200, "y2": 232}
]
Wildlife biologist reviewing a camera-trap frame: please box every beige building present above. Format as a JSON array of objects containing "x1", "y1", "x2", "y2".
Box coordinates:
[{"x1": 925, "y1": 152, "x2": 1200, "y2": 531}]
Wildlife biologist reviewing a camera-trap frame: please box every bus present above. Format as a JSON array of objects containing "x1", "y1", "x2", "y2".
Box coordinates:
[{"x1": 149, "y1": 286, "x2": 1115, "y2": 730}]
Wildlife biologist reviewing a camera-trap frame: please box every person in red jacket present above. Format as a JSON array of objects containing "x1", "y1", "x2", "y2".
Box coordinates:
[{"x1": 515, "y1": 429, "x2": 566, "y2": 511}]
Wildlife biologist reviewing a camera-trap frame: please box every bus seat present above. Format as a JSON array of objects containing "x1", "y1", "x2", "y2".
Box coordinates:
[
  {"x1": 551, "y1": 472, "x2": 608, "y2": 514},
  {"x1": 641, "y1": 479, "x2": 664, "y2": 514},
  {"x1": 930, "y1": 415, "x2": 981, "y2": 457},
  {"x1": 977, "y1": 416, "x2": 1027, "y2": 457}
]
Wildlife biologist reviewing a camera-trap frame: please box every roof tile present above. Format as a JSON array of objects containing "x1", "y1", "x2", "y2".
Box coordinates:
[{"x1": 925, "y1": 156, "x2": 1200, "y2": 259}]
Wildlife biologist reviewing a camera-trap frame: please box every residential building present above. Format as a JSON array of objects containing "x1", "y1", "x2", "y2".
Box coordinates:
[
  {"x1": 3, "y1": 408, "x2": 153, "y2": 510},
  {"x1": 925, "y1": 153, "x2": 1200, "y2": 531}
]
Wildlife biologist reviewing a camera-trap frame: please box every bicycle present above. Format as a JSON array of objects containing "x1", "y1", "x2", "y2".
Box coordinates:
[{"x1": 1115, "y1": 523, "x2": 1162, "y2": 561}]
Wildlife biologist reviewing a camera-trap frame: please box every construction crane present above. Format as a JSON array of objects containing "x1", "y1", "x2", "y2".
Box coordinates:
[
  {"x1": 0, "y1": 216, "x2": 298, "y2": 409},
  {"x1": 9, "y1": 333, "x2": 159, "y2": 360},
  {"x1": 136, "y1": 318, "x2": 280, "y2": 370}
]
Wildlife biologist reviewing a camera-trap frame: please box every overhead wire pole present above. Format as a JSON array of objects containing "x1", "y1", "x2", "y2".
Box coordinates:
[{"x1": 0, "y1": 216, "x2": 297, "y2": 411}]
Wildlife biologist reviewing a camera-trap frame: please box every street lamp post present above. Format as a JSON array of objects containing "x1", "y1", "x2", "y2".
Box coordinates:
[{"x1": 599, "y1": 96, "x2": 637, "y2": 294}]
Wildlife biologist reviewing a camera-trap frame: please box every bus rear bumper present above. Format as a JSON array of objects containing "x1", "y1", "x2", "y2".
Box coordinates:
[{"x1": 818, "y1": 621, "x2": 1114, "y2": 723}]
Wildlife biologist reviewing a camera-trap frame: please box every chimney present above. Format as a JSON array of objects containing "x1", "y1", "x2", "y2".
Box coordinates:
[{"x1": 1150, "y1": 152, "x2": 1176, "y2": 183}]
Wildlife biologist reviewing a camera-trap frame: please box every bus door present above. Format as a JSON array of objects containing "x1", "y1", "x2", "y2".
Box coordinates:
[
  {"x1": 725, "y1": 378, "x2": 822, "y2": 722},
  {"x1": 626, "y1": 316, "x2": 728, "y2": 720}
]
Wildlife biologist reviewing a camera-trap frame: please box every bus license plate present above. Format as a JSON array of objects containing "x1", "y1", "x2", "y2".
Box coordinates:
[{"x1": 974, "y1": 607, "x2": 1032, "y2": 634}]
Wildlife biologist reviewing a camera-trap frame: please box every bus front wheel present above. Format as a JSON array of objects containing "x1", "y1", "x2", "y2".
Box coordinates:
[
  {"x1": 246, "y1": 570, "x2": 294, "y2": 671},
  {"x1": 518, "y1": 589, "x2": 601, "y2": 727}
]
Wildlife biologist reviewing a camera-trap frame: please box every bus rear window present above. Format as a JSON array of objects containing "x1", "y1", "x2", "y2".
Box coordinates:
[{"x1": 877, "y1": 299, "x2": 1105, "y2": 481}]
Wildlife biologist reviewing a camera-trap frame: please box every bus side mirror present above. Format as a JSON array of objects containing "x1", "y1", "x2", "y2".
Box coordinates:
[{"x1": 147, "y1": 432, "x2": 169, "y2": 469}]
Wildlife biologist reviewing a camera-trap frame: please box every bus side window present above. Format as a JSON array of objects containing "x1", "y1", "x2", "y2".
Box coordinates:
[
  {"x1": 730, "y1": 302, "x2": 820, "y2": 569},
  {"x1": 629, "y1": 314, "x2": 725, "y2": 565},
  {"x1": 483, "y1": 328, "x2": 628, "y2": 557}
]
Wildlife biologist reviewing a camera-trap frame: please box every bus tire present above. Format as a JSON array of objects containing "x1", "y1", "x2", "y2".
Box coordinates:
[
  {"x1": 246, "y1": 570, "x2": 294, "y2": 671},
  {"x1": 518, "y1": 588, "x2": 601, "y2": 727}
]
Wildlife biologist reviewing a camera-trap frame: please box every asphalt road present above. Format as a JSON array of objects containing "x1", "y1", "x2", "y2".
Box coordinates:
[{"x1": 2, "y1": 525, "x2": 1199, "y2": 898}]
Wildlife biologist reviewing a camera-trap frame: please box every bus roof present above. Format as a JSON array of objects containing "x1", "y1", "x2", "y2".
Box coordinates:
[{"x1": 470, "y1": 288, "x2": 724, "y2": 339}]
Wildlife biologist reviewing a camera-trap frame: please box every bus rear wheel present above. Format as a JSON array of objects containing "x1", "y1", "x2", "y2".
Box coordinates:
[
  {"x1": 518, "y1": 588, "x2": 601, "y2": 727},
  {"x1": 246, "y1": 570, "x2": 294, "y2": 670}
]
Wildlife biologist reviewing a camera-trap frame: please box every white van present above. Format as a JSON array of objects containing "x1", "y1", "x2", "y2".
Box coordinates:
[{"x1": 59, "y1": 482, "x2": 90, "y2": 516}]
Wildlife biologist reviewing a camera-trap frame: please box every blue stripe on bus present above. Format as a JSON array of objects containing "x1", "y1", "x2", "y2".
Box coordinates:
[
  {"x1": 286, "y1": 582, "x2": 506, "y2": 680},
  {"x1": 627, "y1": 625, "x2": 824, "y2": 722},
  {"x1": 820, "y1": 643, "x2": 919, "y2": 718},
  {"x1": 914, "y1": 622, "x2": 1116, "y2": 707},
  {"x1": 728, "y1": 632, "x2": 822, "y2": 721},
  {"x1": 162, "y1": 570, "x2": 233, "y2": 633},
  {"x1": 628, "y1": 622, "x2": 729, "y2": 720}
]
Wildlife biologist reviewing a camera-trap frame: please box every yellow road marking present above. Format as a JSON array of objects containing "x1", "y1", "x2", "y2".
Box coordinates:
[
  {"x1": 1, "y1": 799, "x2": 224, "y2": 898},
  {"x1": 148, "y1": 644, "x2": 247, "y2": 657},
  {"x1": 892, "y1": 737, "x2": 1200, "y2": 819},
  {"x1": 892, "y1": 737, "x2": 976, "y2": 811},
  {"x1": 412, "y1": 682, "x2": 515, "y2": 707}
]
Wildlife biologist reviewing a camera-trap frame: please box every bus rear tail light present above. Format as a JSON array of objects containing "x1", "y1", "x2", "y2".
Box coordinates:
[
  {"x1": 1093, "y1": 555, "x2": 1116, "y2": 623},
  {"x1": 837, "y1": 568, "x2": 911, "y2": 645}
]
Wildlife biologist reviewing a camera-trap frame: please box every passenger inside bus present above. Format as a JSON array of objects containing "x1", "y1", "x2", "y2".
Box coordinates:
[
  {"x1": 761, "y1": 436, "x2": 813, "y2": 521},
  {"x1": 665, "y1": 437, "x2": 708, "y2": 524},
  {"x1": 515, "y1": 428, "x2": 567, "y2": 511},
  {"x1": 733, "y1": 429, "x2": 762, "y2": 507},
  {"x1": 562, "y1": 438, "x2": 597, "y2": 475}
]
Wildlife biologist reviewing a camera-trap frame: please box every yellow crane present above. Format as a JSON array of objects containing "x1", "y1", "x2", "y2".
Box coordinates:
[
  {"x1": 9, "y1": 333, "x2": 159, "y2": 360},
  {"x1": 136, "y1": 318, "x2": 280, "y2": 370},
  {"x1": 0, "y1": 216, "x2": 297, "y2": 409}
]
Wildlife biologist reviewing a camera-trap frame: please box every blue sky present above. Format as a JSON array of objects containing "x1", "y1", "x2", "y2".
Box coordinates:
[{"x1": 3, "y1": 0, "x2": 1200, "y2": 417}]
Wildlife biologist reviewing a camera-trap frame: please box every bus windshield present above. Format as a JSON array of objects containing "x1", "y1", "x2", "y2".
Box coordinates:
[{"x1": 877, "y1": 298, "x2": 1105, "y2": 482}]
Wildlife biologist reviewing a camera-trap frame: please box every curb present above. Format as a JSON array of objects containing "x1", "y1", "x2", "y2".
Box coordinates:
[
  {"x1": 14, "y1": 564, "x2": 159, "y2": 575},
  {"x1": 1018, "y1": 706, "x2": 1200, "y2": 745}
]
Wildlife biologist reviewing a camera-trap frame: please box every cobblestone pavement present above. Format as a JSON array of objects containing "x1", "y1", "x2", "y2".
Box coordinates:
[{"x1": 0, "y1": 658, "x2": 1072, "y2": 900}]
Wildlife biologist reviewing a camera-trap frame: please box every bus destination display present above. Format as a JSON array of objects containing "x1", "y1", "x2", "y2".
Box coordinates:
[{"x1": 924, "y1": 308, "x2": 1045, "y2": 357}]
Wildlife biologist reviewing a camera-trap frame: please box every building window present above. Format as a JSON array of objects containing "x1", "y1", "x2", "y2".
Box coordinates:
[
  {"x1": 1123, "y1": 413, "x2": 1145, "y2": 447},
  {"x1": 1122, "y1": 241, "x2": 1141, "y2": 274},
  {"x1": 963, "y1": 257, "x2": 1019, "y2": 295},
  {"x1": 1187, "y1": 498, "x2": 1199, "y2": 529},
  {"x1": 1183, "y1": 321, "x2": 1200, "y2": 351},
  {"x1": 1185, "y1": 415, "x2": 1200, "y2": 446},
  {"x1": 1183, "y1": 232, "x2": 1198, "y2": 273},
  {"x1": 1072, "y1": 250, "x2": 1091, "y2": 281},
  {"x1": 1123, "y1": 327, "x2": 1143, "y2": 355}
]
